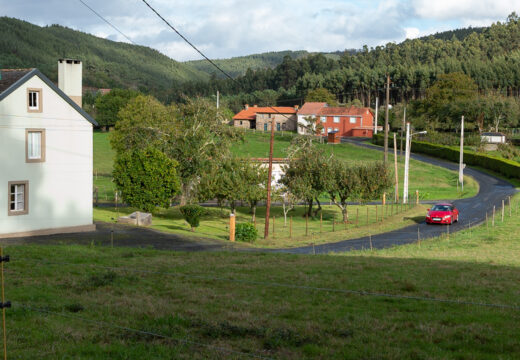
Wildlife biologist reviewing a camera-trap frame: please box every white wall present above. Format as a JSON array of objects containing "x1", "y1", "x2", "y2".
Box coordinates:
[
  {"x1": 0, "y1": 75, "x2": 93, "y2": 235},
  {"x1": 297, "y1": 114, "x2": 316, "y2": 134}
]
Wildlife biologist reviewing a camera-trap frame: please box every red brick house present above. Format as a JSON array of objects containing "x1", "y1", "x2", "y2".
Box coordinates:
[{"x1": 317, "y1": 106, "x2": 375, "y2": 138}]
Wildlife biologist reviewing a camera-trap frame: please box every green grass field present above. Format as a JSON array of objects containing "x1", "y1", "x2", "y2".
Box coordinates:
[
  {"x1": 94, "y1": 131, "x2": 478, "y2": 203},
  {"x1": 94, "y1": 203, "x2": 427, "y2": 248},
  {"x1": 4, "y1": 195, "x2": 520, "y2": 358}
]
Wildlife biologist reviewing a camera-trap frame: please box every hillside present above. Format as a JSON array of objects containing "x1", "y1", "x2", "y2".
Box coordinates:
[{"x1": 0, "y1": 17, "x2": 208, "y2": 96}]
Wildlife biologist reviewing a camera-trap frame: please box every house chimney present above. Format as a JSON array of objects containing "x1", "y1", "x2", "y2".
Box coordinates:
[
  {"x1": 254, "y1": 104, "x2": 258, "y2": 107},
  {"x1": 58, "y1": 59, "x2": 82, "y2": 108},
  {"x1": 294, "y1": 105, "x2": 299, "y2": 110},
  {"x1": 244, "y1": 104, "x2": 249, "y2": 110}
]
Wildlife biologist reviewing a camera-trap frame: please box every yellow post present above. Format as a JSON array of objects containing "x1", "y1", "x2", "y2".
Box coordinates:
[
  {"x1": 416, "y1": 190, "x2": 419, "y2": 205},
  {"x1": 382, "y1": 192, "x2": 386, "y2": 206},
  {"x1": 229, "y1": 214, "x2": 235, "y2": 242}
]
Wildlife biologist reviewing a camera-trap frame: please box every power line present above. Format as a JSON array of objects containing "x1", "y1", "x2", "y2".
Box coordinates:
[
  {"x1": 18, "y1": 304, "x2": 273, "y2": 359},
  {"x1": 77, "y1": 0, "x2": 136, "y2": 45},
  {"x1": 14, "y1": 259, "x2": 520, "y2": 310}
]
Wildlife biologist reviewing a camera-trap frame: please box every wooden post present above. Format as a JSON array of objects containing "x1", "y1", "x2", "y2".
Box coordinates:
[
  {"x1": 382, "y1": 192, "x2": 386, "y2": 206},
  {"x1": 369, "y1": 233, "x2": 373, "y2": 251},
  {"x1": 94, "y1": 187, "x2": 99, "y2": 207},
  {"x1": 447, "y1": 223, "x2": 450, "y2": 240},
  {"x1": 509, "y1": 196, "x2": 512, "y2": 217},
  {"x1": 290, "y1": 216, "x2": 293, "y2": 239},
  {"x1": 393, "y1": 133, "x2": 399, "y2": 203},
  {"x1": 416, "y1": 190, "x2": 419, "y2": 205},
  {"x1": 502, "y1": 200, "x2": 505, "y2": 222},
  {"x1": 320, "y1": 211, "x2": 323, "y2": 233},
  {"x1": 229, "y1": 214, "x2": 235, "y2": 242},
  {"x1": 306, "y1": 214, "x2": 309, "y2": 236},
  {"x1": 492, "y1": 206, "x2": 495, "y2": 227},
  {"x1": 366, "y1": 207, "x2": 369, "y2": 225},
  {"x1": 486, "y1": 212, "x2": 488, "y2": 230}
]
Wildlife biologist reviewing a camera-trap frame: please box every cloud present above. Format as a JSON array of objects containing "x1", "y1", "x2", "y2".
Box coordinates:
[{"x1": 2, "y1": 0, "x2": 518, "y2": 61}]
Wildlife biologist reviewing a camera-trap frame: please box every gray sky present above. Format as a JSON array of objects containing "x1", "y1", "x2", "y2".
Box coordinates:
[{"x1": 2, "y1": 0, "x2": 518, "y2": 61}]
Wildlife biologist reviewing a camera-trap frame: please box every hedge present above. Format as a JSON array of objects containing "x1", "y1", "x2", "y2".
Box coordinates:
[{"x1": 371, "y1": 133, "x2": 520, "y2": 179}]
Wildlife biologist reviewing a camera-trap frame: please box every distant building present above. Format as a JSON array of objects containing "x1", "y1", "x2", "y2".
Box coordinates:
[
  {"x1": 232, "y1": 104, "x2": 298, "y2": 131},
  {"x1": 0, "y1": 59, "x2": 97, "y2": 238},
  {"x1": 481, "y1": 132, "x2": 506, "y2": 144},
  {"x1": 296, "y1": 102, "x2": 327, "y2": 134},
  {"x1": 317, "y1": 106, "x2": 375, "y2": 138}
]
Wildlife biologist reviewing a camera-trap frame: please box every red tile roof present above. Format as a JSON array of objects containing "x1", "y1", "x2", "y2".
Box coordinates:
[
  {"x1": 297, "y1": 102, "x2": 327, "y2": 115},
  {"x1": 233, "y1": 106, "x2": 297, "y2": 120},
  {"x1": 318, "y1": 106, "x2": 372, "y2": 116}
]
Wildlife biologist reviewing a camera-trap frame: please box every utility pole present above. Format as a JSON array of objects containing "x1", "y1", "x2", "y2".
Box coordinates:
[
  {"x1": 403, "y1": 122, "x2": 410, "y2": 204},
  {"x1": 264, "y1": 117, "x2": 275, "y2": 239},
  {"x1": 374, "y1": 96, "x2": 379, "y2": 134},
  {"x1": 384, "y1": 74, "x2": 390, "y2": 163},
  {"x1": 393, "y1": 133, "x2": 399, "y2": 203},
  {"x1": 459, "y1": 115, "x2": 464, "y2": 192},
  {"x1": 216, "y1": 90, "x2": 220, "y2": 109},
  {"x1": 400, "y1": 106, "x2": 406, "y2": 157}
]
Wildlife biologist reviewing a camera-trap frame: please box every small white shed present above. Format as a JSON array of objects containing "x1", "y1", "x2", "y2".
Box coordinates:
[{"x1": 481, "y1": 132, "x2": 506, "y2": 144}]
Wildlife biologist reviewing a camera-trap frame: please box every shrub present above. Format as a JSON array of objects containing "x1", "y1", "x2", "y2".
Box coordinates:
[
  {"x1": 113, "y1": 147, "x2": 180, "y2": 212},
  {"x1": 179, "y1": 205, "x2": 205, "y2": 231},
  {"x1": 235, "y1": 223, "x2": 258, "y2": 242}
]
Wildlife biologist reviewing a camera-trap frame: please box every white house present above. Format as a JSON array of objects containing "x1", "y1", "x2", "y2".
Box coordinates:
[
  {"x1": 481, "y1": 132, "x2": 506, "y2": 144},
  {"x1": 296, "y1": 102, "x2": 327, "y2": 134},
  {"x1": 0, "y1": 59, "x2": 97, "y2": 238}
]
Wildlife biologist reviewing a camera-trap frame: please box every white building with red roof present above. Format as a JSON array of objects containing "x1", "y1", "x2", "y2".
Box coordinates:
[{"x1": 296, "y1": 102, "x2": 327, "y2": 134}]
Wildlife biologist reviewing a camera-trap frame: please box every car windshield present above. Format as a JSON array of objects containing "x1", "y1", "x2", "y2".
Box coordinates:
[{"x1": 431, "y1": 205, "x2": 450, "y2": 211}]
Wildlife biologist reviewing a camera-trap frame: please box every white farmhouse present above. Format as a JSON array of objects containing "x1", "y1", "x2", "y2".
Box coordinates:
[{"x1": 0, "y1": 59, "x2": 97, "y2": 238}]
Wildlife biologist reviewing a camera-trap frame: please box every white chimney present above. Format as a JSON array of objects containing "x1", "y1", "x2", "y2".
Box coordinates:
[{"x1": 58, "y1": 59, "x2": 82, "y2": 108}]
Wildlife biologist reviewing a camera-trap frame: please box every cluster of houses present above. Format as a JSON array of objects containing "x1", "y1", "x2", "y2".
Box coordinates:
[{"x1": 232, "y1": 102, "x2": 379, "y2": 138}]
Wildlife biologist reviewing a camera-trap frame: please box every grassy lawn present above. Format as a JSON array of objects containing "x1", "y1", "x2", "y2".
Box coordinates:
[
  {"x1": 94, "y1": 131, "x2": 478, "y2": 203},
  {"x1": 4, "y1": 196, "x2": 520, "y2": 358},
  {"x1": 94, "y1": 203, "x2": 427, "y2": 248}
]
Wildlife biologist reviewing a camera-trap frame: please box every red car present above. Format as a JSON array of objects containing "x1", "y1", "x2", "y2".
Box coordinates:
[{"x1": 425, "y1": 203, "x2": 459, "y2": 225}]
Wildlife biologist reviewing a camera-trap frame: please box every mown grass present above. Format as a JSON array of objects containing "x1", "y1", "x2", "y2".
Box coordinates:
[
  {"x1": 94, "y1": 203, "x2": 427, "y2": 248},
  {"x1": 4, "y1": 198, "x2": 520, "y2": 358},
  {"x1": 93, "y1": 131, "x2": 115, "y2": 176}
]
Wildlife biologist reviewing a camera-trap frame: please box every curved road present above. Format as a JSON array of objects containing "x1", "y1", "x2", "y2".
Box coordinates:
[{"x1": 278, "y1": 139, "x2": 517, "y2": 254}]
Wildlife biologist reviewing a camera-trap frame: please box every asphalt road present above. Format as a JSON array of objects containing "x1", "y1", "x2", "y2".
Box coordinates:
[{"x1": 277, "y1": 139, "x2": 517, "y2": 254}]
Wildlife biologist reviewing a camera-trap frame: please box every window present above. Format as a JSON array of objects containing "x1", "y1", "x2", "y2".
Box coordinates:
[
  {"x1": 350, "y1": 117, "x2": 357, "y2": 124},
  {"x1": 26, "y1": 129, "x2": 45, "y2": 163},
  {"x1": 334, "y1": 128, "x2": 339, "y2": 132},
  {"x1": 333, "y1": 116, "x2": 340, "y2": 123},
  {"x1": 327, "y1": 127, "x2": 333, "y2": 133},
  {"x1": 8, "y1": 181, "x2": 29, "y2": 216},
  {"x1": 239, "y1": 121, "x2": 243, "y2": 125},
  {"x1": 27, "y1": 89, "x2": 42, "y2": 113},
  {"x1": 264, "y1": 123, "x2": 268, "y2": 131},
  {"x1": 276, "y1": 123, "x2": 281, "y2": 131},
  {"x1": 321, "y1": 116, "x2": 326, "y2": 122},
  {"x1": 321, "y1": 128, "x2": 325, "y2": 134},
  {"x1": 282, "y1": 123, "x2": 286, "y2": 130}
]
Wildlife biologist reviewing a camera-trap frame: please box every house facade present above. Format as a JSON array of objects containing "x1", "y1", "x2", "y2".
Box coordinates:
[
  {"x1": 232, "y1": 105, "x2": 298, "y2": 131},
  {"x1": 317, "y1": 106, "x2": 375, "y2": 138},
  {"x1": 296, "y1": 102, "x2": 327, "y2": 134},
  {"x1": 0, "y1": 60, "x2": 97, "y2": 238}
]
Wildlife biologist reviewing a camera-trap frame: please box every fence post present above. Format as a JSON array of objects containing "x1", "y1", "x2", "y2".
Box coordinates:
[
  {"x1": 501, "y1": 200, "x2": 505, "y2": 222},
  {"x1": 509, "y1": 196, "x2": 511, "y2": 217},
  {"x1": 416, "y1": 190, "x2": 419, "y2": 205},
  {"x1": 290, "y1": 216, "x2": 293, "y2": 239},
  {"x1": 332, "y1": 214, "x2": 335, "y2": 232},
  {"x1": 306, "y1": 214, "x2": 309, "y2": 237},
  {"x1": 356, "y1": 208, "x2": 359, "y2": 227},
  {"x1": 382, "y1": 192, "x2": 386, "y2": 206},
  {"x1": 273, "y1": 216, "x2": 275, "y2": 238},
  {"x1": 320, "y1": 211, "x2": 323, "y2": 233},
  {"x1": 366, "y1": 206, "x2": 369, "y2": 225},
  {"x1": 369, "y1": 233, "x2": 373, "y2": 251},
  {"x1": 492, "y1": 206, "x2": 495, "y2": 227}
]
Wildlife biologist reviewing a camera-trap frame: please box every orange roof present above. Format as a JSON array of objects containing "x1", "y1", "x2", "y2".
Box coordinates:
[
  {"x1": 233, "y1": 106, "x2": 297, "y2": 120},
  {"x1": 297, "y1": 102, "x2": 327, "y2": 115},
  {"x1": 318, "y1": 106, "x2": 372, "y2": 116}
]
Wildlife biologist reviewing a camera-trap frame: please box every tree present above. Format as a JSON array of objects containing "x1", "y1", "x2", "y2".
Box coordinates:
[
  {"x1": 274, "y1": 187, "x2": 300, "y2": 226},
  {"x1": 305, "y1": 87, "x2": 337, "y2": 105},
  {"x1": 95, "y1": 88, "x2": 140, "y2": 128},
  {"x1": 323, "y1": 157, "x2": 360, "y2": 222},
  {"x1": 356, "y1": 162, "x2": 392, "y2": 203},
  {"x1": 239, "y1": 162, "x2": 267, "y2": 222},
  {"x1": 113, "y1": 147, "x2": 180, "y2": 212}
]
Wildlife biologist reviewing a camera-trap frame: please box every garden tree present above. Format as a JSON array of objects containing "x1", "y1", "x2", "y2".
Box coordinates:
[
  {"x1": 274, "y1": 187, "x2": 300, "y2": 227},
  {"x1": 179, "y1": 205, "x2": 205, "y2": 232},
  {"x1": 281, "y1": 141, "x2": 329, "y2": 217},
  {"x1": 356, "y1": 162, "x2": 392, "y2": 203},
  {"x1": 111, "y1": 96, "x2": 242, "y2": 204},
  {"x1": 480, "y1": 94, "x2": 520, "y2": 131},
  {"x1": 95, "y1": 88, "x2": 140, "y2": 128},
  {"x1": 323, "y1": 157, "x2": 360, "y2": 223},
  {"x1": 239, "y1": 162, "x2": 267, "y2": 222},
  {"x1": 112, "y1": 147, "x2": 180, "y2": 212},
  {"x1": 305, "y1": 87, "x2": 337, "y2": 105}
]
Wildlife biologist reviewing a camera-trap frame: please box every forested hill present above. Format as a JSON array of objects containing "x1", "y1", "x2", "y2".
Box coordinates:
[
  {"x1": 178, "y1": 13, "x2": 520, "y2": 107},
  {"x1": 0, "y1": 17, "x2": 208, "y2": 96}
]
